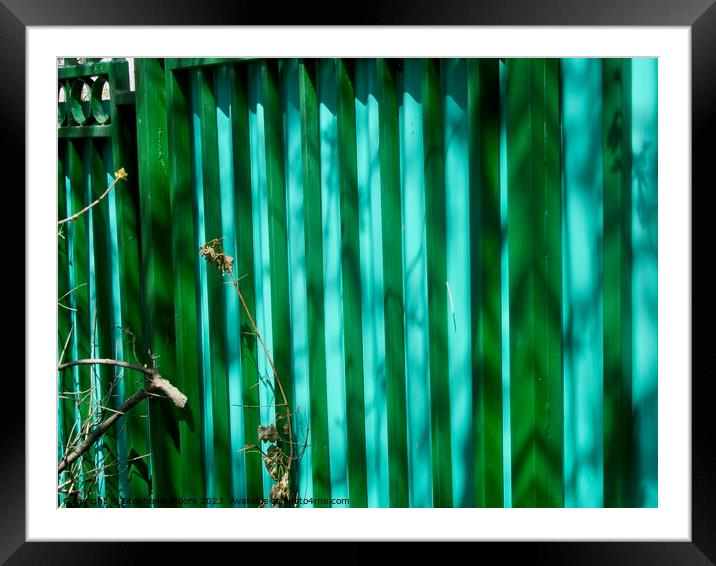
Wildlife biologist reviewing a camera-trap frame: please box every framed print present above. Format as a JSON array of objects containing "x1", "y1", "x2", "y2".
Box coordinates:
[{"x1": 6, "y1": 0, "x2": 707, "y2": 562}]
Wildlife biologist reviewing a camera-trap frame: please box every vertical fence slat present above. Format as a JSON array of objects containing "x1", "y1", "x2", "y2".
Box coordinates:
[
  {"x1": 109, "y1": 66, "x2": 151, "y2": 502},
  {"x1": 442, "y1": 58, "x2": 473, "y2": 507},
  {"x1": 602, "y1": 57, "x2": 633, "y2": 508},
  {"x1": 422, "y1": 58, "x2": 452, "y2": 508},
  {"x1": 298, "y1": 59, "x2": 332, "y2": 506},
  {"x1": 468, "y1": 58, "x2": 504, "y2": 507},
  {"x1": 507, "y1": 59, "x2": 564, "y2": 507},
  {"x1": 399, "y1": 58, "x2": 433, "y2": 508},
  {"x1": 399, "y1": 59, "x2": 433, "y2": 507},
  {"x1": 336, "y1": 59, "x2": 369, "y2": 508},
  {"x1": 561, "y1": 58, "x2": 605, "y2": 508},
  {"x1": 215, "y1": 64, "x2": 247, "y2": 505},
  {"x1": 318, "y1": 59, "x2": 350, "y2": 505},
  {"x1": 263, "y1": 60, "x2": 295, "y2": 505},
  {"x1": 68, "y1": 138, "x2": 94, "y2": 495},
  {"x1": 63, "y1": 141, "x2": 84, "y2": 498},
  {"x1": 196, "y1": 67, "x2": 232, "y2": 506},
  {"x1": 630, "y1": 58, "x2": 658, "y2": 508},
  {"x1": 88, "y1": 138, "x2": 118, "y2": 503},
  {"x1": 230, "y1": 63, "x2": 265, "y2": 505},
  {"x1": 110, "y1": 63, "x2": 149, "y2": 503},
  {"x1": 247, "y1": 62, "x2": 277, "y2": 501},
  {"x1": 189, "y1": 68, "x2": 218, "y2": 499},
  {"x1": 377, "y1": 59, "x2": 409, "y2": 508},
  {"x1": 355, "y1": 60, "x2": 390, "y2": 508},
  {"x1": 84, "y1": 137, "x2": 106, "y2": 502},
  {"x1": 102, "y1": 139, "x2": 129, "y2": 500},
  {"x1": 165, "y1": 62, "x2": 207, "y2": 501},
  {"x1": 282, "y1": 58, "x2": 313, "y2": 506},
  {"x1": 136, "y1": 59, "x2": 183, "y2": 504},
  {"x1": 58, "y1": 144, "x2": 74, "y2": 505}
]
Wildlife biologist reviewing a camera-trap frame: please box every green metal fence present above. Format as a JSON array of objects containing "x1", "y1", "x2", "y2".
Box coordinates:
[{"x1": 57, "y1": 57, "x2": 658, "y2": 508}]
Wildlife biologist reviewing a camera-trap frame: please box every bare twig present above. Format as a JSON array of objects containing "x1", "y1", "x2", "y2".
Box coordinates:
[
  {"x1": 60, "y1": 358, "x2": 148, "y2": 375},
  {"x1": 58, "y1": 168, "x2": 127, "y2": 226},
  {"x1": 57, "y1": 358, "x2": 188, "y2": 474},
  {"x1": 58, "y1": 282, "x2": 87, "y2": 303},
  {"x1": 58, "y1": 325, "x2": 74, "y2": 367}
]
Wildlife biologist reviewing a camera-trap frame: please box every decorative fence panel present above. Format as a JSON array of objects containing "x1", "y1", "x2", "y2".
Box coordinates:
[{"x1": 57, "y1": 57, "x2": 658, "y2": 508}]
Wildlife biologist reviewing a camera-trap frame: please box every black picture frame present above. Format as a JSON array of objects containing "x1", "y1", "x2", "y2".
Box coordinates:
[{"x1": 5, "y1": 0, "x2": 706, "y2": 562}]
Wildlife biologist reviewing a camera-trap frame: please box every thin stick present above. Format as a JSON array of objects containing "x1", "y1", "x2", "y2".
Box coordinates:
[
  {"x1": 58, "y1": 325, "x2": 74, "y2": 367},
  {"x1": 58, "y1": 282, "x2": 88, "y2": 302},
  {"x1": 59, "y1": 358, "x2": 151, "y2": 375},
  {"x1": 58, "y1": 168, "x2": 127, "y2": 226}
]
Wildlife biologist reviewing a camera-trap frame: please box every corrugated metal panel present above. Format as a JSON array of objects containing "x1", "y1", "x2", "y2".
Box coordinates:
[{"x1": 57, "y1": 57, "x2": 658, "y2": 508}]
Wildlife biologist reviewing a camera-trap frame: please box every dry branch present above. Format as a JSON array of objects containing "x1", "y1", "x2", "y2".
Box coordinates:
[
  {"x1": 57, "y1": 358, "x2": 187, "y2": 473},
  {"x1": 200, "y1": 238, "x2": 295, "y2": 506},
  {"x1": 57, "y1": 168, "x2": 127, "y2": 226}
]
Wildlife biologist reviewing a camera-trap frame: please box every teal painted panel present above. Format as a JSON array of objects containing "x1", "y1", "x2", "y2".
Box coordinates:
[
  {"x1": 189, "y1": 70, "x2": 217, "y2": 499},
  {"x1": 282, "y1": 59, "x2": 314, "y2": 506},
  {"x1": 441, "y1": 58, "x2": 473, "y2": 507},
  {"x1": 317, "y1": 60, "x2": 350, "y2": 505},
  {"x1": 354, "y1": 59, "x2": 390, "y2": 508},
  {"x1": 602, "y1": 58, "x2": 634, "y2": 508},
  {"x1": 561, "y1": 58, "x2": 605, "y2": 508},
  {"x1": 102, "y1": 140, "x2": 129, "y2": 500},
  {"x1": 630, "y1": 58, "x2": 658, "y2": 508},
  {"x1": 215, "y1": 65, "x2": 247, "y2": 505},
  {"x1": 247, "y1": 62, "x2": 278, "y2": 501},
  {"x1": 398, "y1": 59, "x2": 433, "y2": 508}
]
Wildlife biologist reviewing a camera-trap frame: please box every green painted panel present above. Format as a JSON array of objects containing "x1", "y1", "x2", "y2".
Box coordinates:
[
  {"x1": 335, "y1": 59, "x2": 369, "y2": 508},
  {"x1": 57, "y1": 145, "x2": 75, "y2": 455},
  {"x1": 67, "y1": 138, "x2": 94, "y2": 495},
  {"x1": 247, "y1": 61, "x2": 278, "y2": 501},
  {"x1": 110, "y1": 66, "x2": 151, "y2": 502},
  {"x1": 506, "y1": 59, "x2": 563, "y2": 508},
  {"x1": 377, "y1": 59, "x2": 409, "y2": 508},
  {"x1": 88, "y1": 138, "x2": 119, "y2": 502},
  {"x1": 262, "y1": 60, "x2": 295, "y2": 504},
  {"x1": 297, "y1": 59, "x2": 332, "y2": 506},
  {"x1": 602, "y1": 58, "x2": 633, "y2": 508},
  {"x1": 135, "y1": 58, "x2": 182, "y2": 504},
  {"x1": 422, "y1": 59, "x2": 452, "y2": 508},
  {"x1": 190, "y1": 69, "x2": 218, "y2": 499},
  {"x1": 58, "y1": 144, "x2": 77, "y2": 506},
  {"x1": 468, "y1": 59, "x2": 504, "y2": 508},
  {"x1": 281, "y1": 58, "x2": 313, "y2": 506},
  {"x1": 196, "y1": 67, "x2": 232, "y2": 506},
  {"x1": 229, "y1": 63, "x2": 265, "y2": 505},
  {"x1": 214, "y1": 64, "x2": 248, "y2": 506},
  {"x1": 317, "y1": 59, "x2": 350, "y2": 505},
  {"x1": 165, "y1": 65, "x2": 207, "y2": 501}
]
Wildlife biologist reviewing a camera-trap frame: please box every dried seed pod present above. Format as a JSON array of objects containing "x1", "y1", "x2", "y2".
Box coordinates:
[{"x1": 258, "y1": 424, "x2": 280, "y2": 442}]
